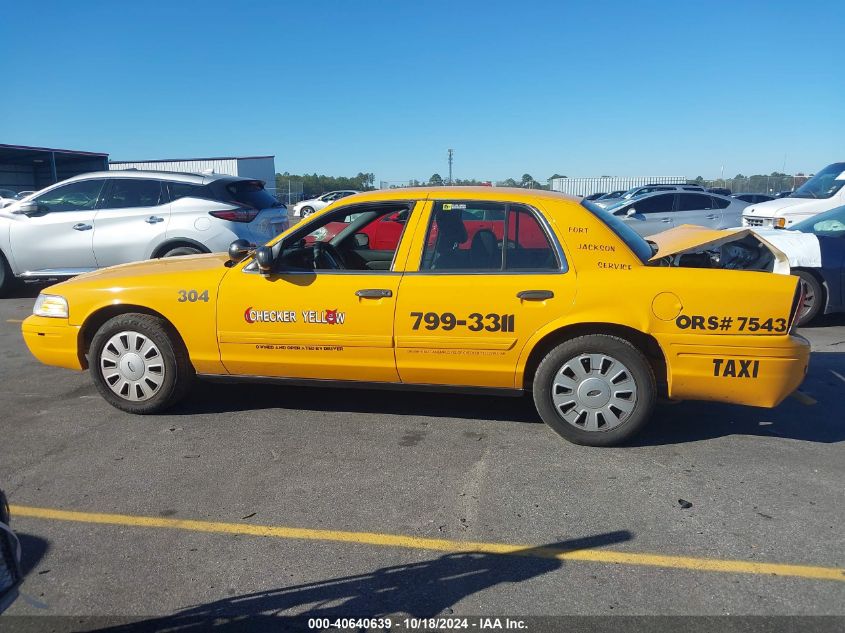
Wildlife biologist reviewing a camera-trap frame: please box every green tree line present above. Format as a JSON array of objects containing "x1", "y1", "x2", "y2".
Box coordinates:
[{"x1": 276, "y1": 172, "x2": 376, "y2": 198}]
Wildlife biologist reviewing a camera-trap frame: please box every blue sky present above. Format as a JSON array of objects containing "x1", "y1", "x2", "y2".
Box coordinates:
[{"x1": 1, "y1": 1, "x2": 842, "y2": 183}]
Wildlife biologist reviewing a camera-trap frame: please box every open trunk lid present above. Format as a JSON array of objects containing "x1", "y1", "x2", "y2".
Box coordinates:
[{"x1": 647, "y1": 224, "x2": 790, "y2": 274}]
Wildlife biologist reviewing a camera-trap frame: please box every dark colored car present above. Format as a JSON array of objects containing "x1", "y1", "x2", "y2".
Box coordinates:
[
  {"x1": 785, "y1": 205, "x2": 845, "y2": 325},
  {"x1": 775, "y1": 190, "x2": 794, "y2": 198},
  {"x1": 706, "y1": 187, "x2": 732, "y2": 196},
  {"x1": 732, "y1": 193, "x2": 775, "y2": 204},
  {"x1": 583, "y1": 192, "x2": 606, "y2": 201}
]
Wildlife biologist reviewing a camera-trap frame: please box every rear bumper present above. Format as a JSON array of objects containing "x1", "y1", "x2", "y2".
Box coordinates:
[
  {"x1": 665, "y1": 333, "x2": 810, "y2": 407},
  {"x1": 21, "y1": 316, "x2": 83, "y2": 371}
]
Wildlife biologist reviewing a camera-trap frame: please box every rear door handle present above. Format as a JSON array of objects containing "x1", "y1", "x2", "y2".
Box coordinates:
[
  {"x1": 517, "y1": 290, "x2": 554, "y2": 301},
  {"x1": 661, "y1": 218, "x2": 672, "y2": 223},
  {"x1": 355, "y1": 288, "x2": 393, "y2": 298},
  {"x1": 145, "y1": 216, "x2": 164, "y2": 224},
  {"x1": 705, "y1": 214, "x2": 719, "y2": 220},
  {"x1": 72, "y1": 223, "x2": 92, "y2": 231}
]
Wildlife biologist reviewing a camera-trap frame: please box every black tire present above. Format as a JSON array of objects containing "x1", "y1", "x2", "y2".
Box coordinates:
[
  {"x1": 533, "y1": 334, "x2": 656, "y2": 447},
  {"x1": 89, "y1": 313, "x2": 194, "y2": 414},
  {"x1": 161, "y1": 246, "x2": 202, "y2": 257},
  {"x1": 793, "y1": 270, "x2": 823, "y2": 327},
  {"x1": 0, "y1": 250, "x2": 16, "y2": 298},
  {"x1": 300, "y1": 206, "x2": 315, "y2": 217}
]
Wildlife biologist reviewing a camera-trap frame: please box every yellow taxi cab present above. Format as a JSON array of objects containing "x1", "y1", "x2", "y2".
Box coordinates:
[{"x1": 22, "y1": 188, "x2": 810, "y2": 446}]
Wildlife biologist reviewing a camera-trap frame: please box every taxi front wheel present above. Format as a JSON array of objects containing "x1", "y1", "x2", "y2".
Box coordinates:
[
  {"x1": 533, "y1": 335, "x2": 656, "y2": 447},
  {"x1": 89, "y1": 313, "x2": 195, "y2": 414}
]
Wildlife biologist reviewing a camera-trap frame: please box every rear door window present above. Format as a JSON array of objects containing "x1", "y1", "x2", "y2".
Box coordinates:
[
  {"x1": 168, "y1": 182, "x2": 204, "y2": 201},
  {"x1": 102, "y1": 179, "x2": 163, "y2": 209},
  {"x1": 633, "y1": 194, "x2": 674, "y2": 214},
  {"x1": 677, "y1": 193, "x2": 713, "y2": 211}
]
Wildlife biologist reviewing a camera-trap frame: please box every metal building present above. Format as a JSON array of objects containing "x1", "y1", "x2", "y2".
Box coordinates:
[
  {"x1": 550, "y1": 176, "x2": 689, "y2": 197},
  {"x1": 0, "y1": 144, "x2": 109, "y2": 194},
  {"x1": 110, "y1": 155, "x2": 277, "y2": 193}
]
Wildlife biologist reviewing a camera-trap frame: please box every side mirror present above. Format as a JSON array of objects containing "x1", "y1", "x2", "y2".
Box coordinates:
[
  {"x1": 353, "y1": 232, "x2": 369, "y2": 248},
  {"x1": 13, "y1": 201, "x2": 39, "y2": 216},
  {"x1": 254, "y1": 245, "x2": 274, "y2": 274},
  {"x1": 626, "y1": 208, "x2": 638, "y2": 217},
  {"x1": 228, "y1": 239, "x2": 253, "y2": 263}
]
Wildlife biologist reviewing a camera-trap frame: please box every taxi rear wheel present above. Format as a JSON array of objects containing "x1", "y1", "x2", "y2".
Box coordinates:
[
  {"x1": 89, "y1": 313, "x2": 194, "y2": 414},
  {"x1": 533, "y1": 335, "x2": 656, "y2": 446}
]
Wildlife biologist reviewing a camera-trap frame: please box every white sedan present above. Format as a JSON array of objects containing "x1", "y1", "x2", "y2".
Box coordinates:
[{"x1": 291, "y1": 190, "x2": 359, "y2": 217}]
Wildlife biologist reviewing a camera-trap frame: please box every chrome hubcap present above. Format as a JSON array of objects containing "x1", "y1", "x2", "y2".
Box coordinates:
[
  {"x1": 552, "y1": 354, "x2": 637, "y2": 432},
  {"x1": 100, "y1": 331, "x2": 165, "y2": 401}
]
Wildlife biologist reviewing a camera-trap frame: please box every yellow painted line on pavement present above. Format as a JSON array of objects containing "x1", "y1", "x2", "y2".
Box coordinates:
[{"x1": 10, "y1": 504, "x2": 844, "y2": 583}]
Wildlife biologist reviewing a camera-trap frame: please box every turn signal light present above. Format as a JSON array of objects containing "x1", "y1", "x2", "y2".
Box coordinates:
[
  {"x1": 774, "y1": 217, "x2": 787, "y2": 228},
  {"x1": 209, "y1": 209, "x2": 259, "y2": 223}
]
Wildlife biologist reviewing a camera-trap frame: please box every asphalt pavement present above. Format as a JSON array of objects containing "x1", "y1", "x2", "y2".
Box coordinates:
[{"x1": 0, "y1": 281, "x2": 843, "y2": 627}]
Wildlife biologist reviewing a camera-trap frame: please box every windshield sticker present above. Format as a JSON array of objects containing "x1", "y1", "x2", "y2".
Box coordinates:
[{"x1": 442, "y1": 203, "x2": 467, "y2": 211}]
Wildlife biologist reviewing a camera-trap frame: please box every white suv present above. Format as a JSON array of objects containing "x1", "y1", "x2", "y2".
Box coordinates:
[
  {"x1": 0, "y1": 170, "x2": 288, "y2": 296},
  {"x1": 742, "y1": 162, "x2": 845, "y2": 229}
]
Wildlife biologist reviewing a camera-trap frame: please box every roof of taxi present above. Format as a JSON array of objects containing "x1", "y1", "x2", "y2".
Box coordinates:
[{"x1": 340, "y1": 186, "x2": 582, "y2": 204}]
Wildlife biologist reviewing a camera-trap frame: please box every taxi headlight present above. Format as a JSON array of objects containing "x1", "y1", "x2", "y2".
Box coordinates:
[{"x1": 33, "y1": 294, "x2": 69, "y2": 318}]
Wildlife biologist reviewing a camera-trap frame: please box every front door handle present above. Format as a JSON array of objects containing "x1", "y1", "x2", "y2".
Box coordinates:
[
  {"x1": 705, "y1": 214, "x2": 719, "y2": 220},
  {"x1": 661, "y1": 218, "x2": 672, "y2": 223},
  {"x1": 355, "y1": 288, "x2": 393, "y2": 298},
  {"x1": 72, "y1": 223, "x2": 93, "y2": 231},
  {"x1": 145, "y1": 216, "x2": 164, "y2": 224},
  {"x1": 517, "y1": 290, "x2": 554, "y2": 301}
]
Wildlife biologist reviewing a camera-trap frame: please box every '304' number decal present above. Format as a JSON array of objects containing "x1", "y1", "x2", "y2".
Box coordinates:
[{"x1": 177, "y1": 289, "x2": 209, "y2": 303}]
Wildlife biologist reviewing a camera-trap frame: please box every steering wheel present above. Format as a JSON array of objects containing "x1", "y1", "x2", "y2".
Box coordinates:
[{"x1": 312, "y1": 242, "x2": 346, "y2": 270}]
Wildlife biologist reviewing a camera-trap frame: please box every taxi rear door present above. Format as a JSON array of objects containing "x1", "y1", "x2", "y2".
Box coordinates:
[{"x1": 394, "y1": 199, "x2": 575, "y2": 388}]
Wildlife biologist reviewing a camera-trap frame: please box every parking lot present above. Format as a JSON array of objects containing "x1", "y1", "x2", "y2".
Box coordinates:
[{"x1": 0, "y1": 280, "x2": 843, "y2": 626}]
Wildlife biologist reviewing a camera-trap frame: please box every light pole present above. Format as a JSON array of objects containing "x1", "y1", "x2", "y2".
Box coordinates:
[{"x1": 447, "y1": 149, "x2": 453, "y2": 185}]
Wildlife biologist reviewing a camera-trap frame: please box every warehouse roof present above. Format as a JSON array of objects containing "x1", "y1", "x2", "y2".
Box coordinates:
[
  {"x1": 0, "y1": 143, "x2": 109, "y2": 161},
  {"x1": 110, "y1": 155, "x2": 274, "y2": 163}
]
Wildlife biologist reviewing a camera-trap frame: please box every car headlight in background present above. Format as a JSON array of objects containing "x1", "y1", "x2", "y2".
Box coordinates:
[{"x1": 33, "y1": 294, "x2": 69, "y2": 318}]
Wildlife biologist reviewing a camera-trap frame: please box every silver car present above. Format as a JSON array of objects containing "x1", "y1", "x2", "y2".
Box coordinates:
[
  {"x1": 0, "y1": 170, "x2": 288, "y2": 296},
  {"x1": 600, "y1": 191, "x2": 748, "y2": 236},
  {"x1": 593, "y1": 184, "x2": 707, "y2": 208},
  {"x1": 291, "y1": 190, "x2": 359, "y2": 218}
]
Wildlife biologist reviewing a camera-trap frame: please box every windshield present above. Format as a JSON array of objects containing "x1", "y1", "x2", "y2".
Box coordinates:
[
  {"x1": 580, "y1": 199, "x2": 652, "y2": 263},
  {"x1": 790, "y1": 162, "x2": 845, "y2": 199},
  {"x1": 791, "y1": 204, "x2": 845, "y2": 237},
  {"x1": 225, "y1": 180, "x2": 284, "y2": 209}
]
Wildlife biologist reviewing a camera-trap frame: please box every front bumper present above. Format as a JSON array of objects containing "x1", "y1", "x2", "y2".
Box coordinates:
[
  {"x1": 665, "y1": 333, "x2": 810, "y2": 407},
  {"x1": 21, "y1": 316, "x2": 83, "y2": 371}
]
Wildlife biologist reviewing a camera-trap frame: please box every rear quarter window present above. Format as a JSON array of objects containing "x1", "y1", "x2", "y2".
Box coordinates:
[
  {"x1": 580, "y1": 199, "x2": 652, "y2": 263},
  {"x1": 225, "y1": 180, "x2": 283, "y2": 209}
]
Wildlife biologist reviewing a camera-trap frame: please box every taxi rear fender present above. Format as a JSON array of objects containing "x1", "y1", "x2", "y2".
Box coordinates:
[
  {"x1": 77, "y1": 304, "x2": 189, "y2": 371},
  {"x1": 517, "y1": 320, "x2": 668, "y2": 395}
]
